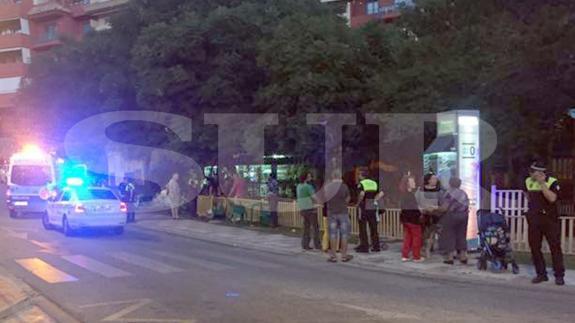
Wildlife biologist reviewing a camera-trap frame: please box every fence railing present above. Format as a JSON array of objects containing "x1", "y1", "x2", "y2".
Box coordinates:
[
  {"x1": 196, "y1": 189, "x2": 575, "y2": 255},
  {"x1": 197, "y1": 195, "x2": 404, "y2": 240},
  {"x1": 491, "y1": 185, "x2": 575, "y2": 255}
]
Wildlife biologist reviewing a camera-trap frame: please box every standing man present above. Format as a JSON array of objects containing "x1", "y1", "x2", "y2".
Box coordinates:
[
  {"x1": 355, "y1": 170, "x2": 384, "y2": 253},
  {"x1": 266, "y1": 172, "x2": 279, "y2": 228},
  {"x1": 324, "y1": 171, "x2": 353, "y2": 263},
  {"x1": 119, "y1": 177, "x2": 136, "y2": 223},
  {"x1": 525, "y1": 162, "x2": 565, "y2": 286},
  {"x1": 297, "y1": 172, "x2": 321, "y2": 251}
]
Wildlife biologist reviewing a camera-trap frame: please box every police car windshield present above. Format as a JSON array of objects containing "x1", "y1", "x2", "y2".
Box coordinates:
[
  {"x1": 76, "y1": 189, "x2": 118, "y2": 201},
  {"x1": 10, "y1": 165, "x2": 51, "y2": 186}
]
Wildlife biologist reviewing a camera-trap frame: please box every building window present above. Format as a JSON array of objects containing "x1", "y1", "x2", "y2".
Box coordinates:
[
  {"x1": 366, "y1": 1, "x2": 380, "y2": 15},
  {"x1": 83, "y1": 21, "x2": 93, "y2": 34},
  {"x1": 45, "y1": 24, "x2": 58, "y2": 40}
]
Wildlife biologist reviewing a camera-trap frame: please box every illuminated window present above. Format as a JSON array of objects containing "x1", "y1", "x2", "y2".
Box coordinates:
[{"x1": 366, "y1": 1, "x2": 379, "y2": 15}]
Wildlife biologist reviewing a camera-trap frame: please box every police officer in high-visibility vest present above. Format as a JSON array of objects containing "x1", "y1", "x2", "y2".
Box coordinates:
[
  {"x1": 525, "y1": 162, "x2": 565, "y2": 286},
  {"x1": 119, "y1": 177, "x2": 136, "y2": 223},
  {"x1": 355, "y1": 171, "x2": 384, "y2": 253}
]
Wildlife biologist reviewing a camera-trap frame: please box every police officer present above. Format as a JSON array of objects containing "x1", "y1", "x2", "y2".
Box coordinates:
[
  {"x1": 119, "y1": 177, "x2": 136, "y2": 223},
  {"x1": 524, "y1": 162, "x2": 565, "y2": 285},
  {"x1": 355, "y1": 170, "x2": 384, "y2": 253}
]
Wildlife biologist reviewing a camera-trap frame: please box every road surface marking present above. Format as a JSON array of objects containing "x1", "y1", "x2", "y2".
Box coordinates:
[
  {"x1": 27, "y1": 239, "x2": 69, "y2": 255},
  {"x1": 62, "y1": 255, "x2": 131, "y2": 278},
  {"x1": 0, "y1": 228, "x2": 29, "y2": 240},
  {"x1": 109, "y1": 252, "x2": 183, "y2": 274},
  {"x1": 15, "y1": 258, "x2": 78, "y2": 283},
  {"x1": 79, "y1": 299, "x2": 196, "y2": 322},
  {"x1": 192, "y1": 250, "x2": 282, "y2": 269},
  {"x1": 152, "y1": 251, "x2": 234, "y2": 271}
]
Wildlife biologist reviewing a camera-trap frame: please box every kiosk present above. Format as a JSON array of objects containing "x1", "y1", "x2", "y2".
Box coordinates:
[{"x1": 424, "y1": 110, "x2": 481, "y2": 246}]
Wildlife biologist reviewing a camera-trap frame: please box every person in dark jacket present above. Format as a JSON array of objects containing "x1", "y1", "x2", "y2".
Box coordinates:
[
  {"x1": 415, "y1": 172, "x2": 444, "y2": 258},
  {"x1": 400, "y1": 174, "x2": 424, "y2": 262}
]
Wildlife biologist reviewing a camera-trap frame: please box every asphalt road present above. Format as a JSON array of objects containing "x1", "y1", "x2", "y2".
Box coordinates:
[{"x1": 0, "y1": 208, "x2": 574, "y2": 323}]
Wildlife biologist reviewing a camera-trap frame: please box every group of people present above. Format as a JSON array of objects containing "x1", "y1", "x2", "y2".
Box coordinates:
[
  {"x1": 116, "y1": 161, "x2": 566, "y2": 286},
  {"x1": 399, "y1": 173, "x2": 470, "y2": 264},
  {"x1": 295, "y1": 169, "x2": 471, "y2": 265},
  {"x1": 295, "y1": 170, "x2": 387, "y2": 263},
  {"x1": 299, "y1": 161, "x2": 565, "y2": 287}
]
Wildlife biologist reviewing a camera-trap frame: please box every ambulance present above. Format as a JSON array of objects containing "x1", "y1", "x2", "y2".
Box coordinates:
[{"x1": 5, "y1": 145, "x2": 55, "y2": 218}]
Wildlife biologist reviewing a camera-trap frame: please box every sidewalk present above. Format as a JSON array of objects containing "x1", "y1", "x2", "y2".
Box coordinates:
[
  {"x1": 134, "y1": 214, "x2": 575, "y2": 289},
  {"x1": 0, "y1": 265, "x2": 81, "y2": 322}
]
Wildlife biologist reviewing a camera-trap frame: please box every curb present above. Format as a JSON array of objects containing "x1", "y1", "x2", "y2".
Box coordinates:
[
  {"x1": 0, "y1": 266, "x2": 81, "y2": 322},
  {"x1": 133, "y1": 222, "x2": 575, "y2": 292}
]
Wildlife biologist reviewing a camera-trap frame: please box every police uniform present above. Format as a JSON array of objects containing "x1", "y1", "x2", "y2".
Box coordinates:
[
  {"x1": 119, "y1": 181, "x2": 136, "y2": 223},
  {"x1": 356, "y1": 178, "x2": 381, "y2": 252},
  {"x1": 525, "y1": 173, "x2": 565, "y2": 283}
]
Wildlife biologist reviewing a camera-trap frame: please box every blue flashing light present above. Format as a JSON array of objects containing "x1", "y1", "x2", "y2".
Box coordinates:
[{"x1": 66, "y1": 177, "x2": 84, "y2": 187}]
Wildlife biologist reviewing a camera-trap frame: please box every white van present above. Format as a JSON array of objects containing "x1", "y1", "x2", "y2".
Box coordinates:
[{"x1": 6, "y1": 148, "x2": 55, "y2": 218}]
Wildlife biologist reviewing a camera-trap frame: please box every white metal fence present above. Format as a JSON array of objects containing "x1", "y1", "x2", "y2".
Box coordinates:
[{"x1": 490, "y1": 185, "x2": 575, "y2": 255}]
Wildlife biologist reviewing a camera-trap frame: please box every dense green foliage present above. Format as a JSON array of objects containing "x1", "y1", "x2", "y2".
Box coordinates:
[{"x1": 20, "y1": 0, "x2": 575, "y2": 175}]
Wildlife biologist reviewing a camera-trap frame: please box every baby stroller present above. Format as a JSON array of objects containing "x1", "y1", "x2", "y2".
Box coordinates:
[{"x1": 476, "y1": 210, "x2": 520, "y2": 274}]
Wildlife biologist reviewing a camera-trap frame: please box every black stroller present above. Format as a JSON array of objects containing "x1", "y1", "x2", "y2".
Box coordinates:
[{"x1": 476, "y1": 210, "x2": 520, "y2": 274}]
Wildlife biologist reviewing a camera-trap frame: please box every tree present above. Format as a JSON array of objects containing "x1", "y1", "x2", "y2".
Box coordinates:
[
  {"x1": 361, "y1": 0, "x2": 575, "y2": 184},
  {"x1": 257, "y1": 13, "x2": 375, "y2": 164}
]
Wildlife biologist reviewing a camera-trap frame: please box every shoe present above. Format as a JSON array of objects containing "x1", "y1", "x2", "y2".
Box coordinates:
[
  {"x1": 443, "y1": 260, "x2": 454, "y2": 265},
  {"x1": 414, "y1": 258, "x2": 426, "y2": 263},
  {"x1": 354, "y1": 246, "x2": 369, "y2": 253},
  {"x1": 303, "y1": 247, "x2": 313, "y2": 251},
  {"x1": 371, "y1": 248, "x2": 381, "y2": 253},
  {"x1": 401, "y1": 257, "x2": 410, "y2": 262},
  {"x1": 460, "y1": 259, "x2": 468, "y2": 265},
  {"x1": 531, "y1": 276, "x2": 549, "y2": 284},
  {"x1": 555, "y1": 277, "x2": 565, "y2": 286}
]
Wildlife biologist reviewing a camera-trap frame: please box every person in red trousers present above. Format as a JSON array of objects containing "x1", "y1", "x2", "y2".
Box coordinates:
[{"x1": 399, "y1": 174, "x2": 424, "y2": 262}]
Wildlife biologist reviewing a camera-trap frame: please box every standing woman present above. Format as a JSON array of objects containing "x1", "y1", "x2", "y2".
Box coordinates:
[
  {"x1": 167, "y1": 173, "x2": 181, "y2": 219},
  {"x1": 433, "y1": 177, "x2": 470, "y2": 265},
  {"x1": 415, "y1": 173, "x2": 444, "y2": 258},
  {"x1": 400, "y1": 175, "x2": 424, "y2": 262}
]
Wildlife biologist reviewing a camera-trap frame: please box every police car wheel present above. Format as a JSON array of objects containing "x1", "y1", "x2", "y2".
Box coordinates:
[
  {"x1": 42, "y1": 213, "x2": 53, "y2": 230},
  {"x1": 9, "y1": 210, "x2": 17, "y2": 218},
  {"x1": 63, "y1": 217, "x2": 74, "y2": 237}
]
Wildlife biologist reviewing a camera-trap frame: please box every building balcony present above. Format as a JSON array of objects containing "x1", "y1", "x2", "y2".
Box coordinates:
[
  {"x1": 28, "y1": 0, "x2": 71, "y2": 20},
  {"x1": 0, "y1": 0, "x2": 31, "y2": 20},
  {"x1": 0, "y1": 62, "x2": 26, "y2": 78},
  {"x1": 71, "y1": 0, "x2": 129, "y2": 17},
  {"x1": 351, "y1": 6, "x2": 401, "y2": 28},
  {"x1": 0, "y1": 33, "x2": 29, "y2": 49},
  {"x1": 32, "y1": 34, "x2": 62, "y2": 49},
  {"x1": 0, "y1": 92, "x2": 17, "y2": 109}
]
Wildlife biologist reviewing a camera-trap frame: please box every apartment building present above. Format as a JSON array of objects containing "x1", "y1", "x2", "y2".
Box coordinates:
[
  {"x1": 0, "y1": 0, "x2": 127, "y2": 137},
  {"x1": 322, "y1": 0, "x2": 412, "y2": 28}
]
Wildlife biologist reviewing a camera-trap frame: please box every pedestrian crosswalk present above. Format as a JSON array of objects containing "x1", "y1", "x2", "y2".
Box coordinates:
[
  {"x1": 16, "y1": 258, "x2": 79, "y2": 283},
  {"x1": 14, "y1": 249, "x2": 280, "y2": 284},
  {"x1": 109, "y1": 252, "x2": 184, "y2": 274},
  {"x1": 62, "y1": 255, "x2": 131, "y2": 278}
]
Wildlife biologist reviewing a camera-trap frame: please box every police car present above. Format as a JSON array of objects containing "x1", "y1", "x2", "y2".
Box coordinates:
[{"x1": 43, "y1": 179, "x2": 127, "y2": 236}]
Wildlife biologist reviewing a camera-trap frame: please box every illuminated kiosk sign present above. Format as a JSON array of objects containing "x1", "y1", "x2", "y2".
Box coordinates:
[{"x1": 424, "y1": 110, "x2": 480, "y2": 247}]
